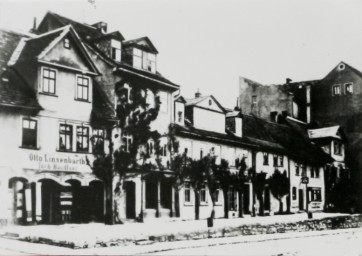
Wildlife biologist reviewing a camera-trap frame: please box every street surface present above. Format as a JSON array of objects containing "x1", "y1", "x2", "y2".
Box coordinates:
[
  {"x1": 0, "y1": 228, "x2": 361, "y2": 255},
  {"x1": 145, "y1": 229, "x2": 362, "y2": 256}
]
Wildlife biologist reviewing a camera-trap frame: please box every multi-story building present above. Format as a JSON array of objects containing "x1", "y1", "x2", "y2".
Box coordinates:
[
  {"x1": 0, "y1": 25, "x2": 115, "y2": 225},
  {"x1": 238, "y1": 61, "x2": 361, "y2": 210},
  {"x1": 0, "y1": 11, "x2": 334, "y2": 225}
]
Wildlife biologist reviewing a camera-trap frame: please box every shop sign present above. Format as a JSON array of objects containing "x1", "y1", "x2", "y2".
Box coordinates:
[{"x1": 301, "y1": 177, "x2": 309, "y2": 184}]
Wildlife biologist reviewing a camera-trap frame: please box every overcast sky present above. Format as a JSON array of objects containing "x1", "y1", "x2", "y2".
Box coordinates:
[{"x1": 1, "y1": 0, "x2": 362, "y2": 108}]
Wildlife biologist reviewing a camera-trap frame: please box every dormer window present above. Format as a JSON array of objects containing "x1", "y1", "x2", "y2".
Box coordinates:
[
  {"x1": 132, "y1": 48, "x2": 156, "y2": 73},
  {"x1": 111, "y1": 39, "x2": 121, "y2": 62},
  {"x1": 64, "y1": 38, "x2": 70, "y2": 49}
]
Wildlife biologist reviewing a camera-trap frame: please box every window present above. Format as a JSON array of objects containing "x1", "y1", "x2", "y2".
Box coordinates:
[
  {"x1": 200, "y1": 149, "x2": 203, "y2": 159},
  {"x1": 184, "y1": 182, "x2": 191, "y2": 203},
  {"x1": 315, "y1": 167, "x2": 320, "y2": 178},
  {"x1": 273, "y1": 155, "x2": 278, "y2": 167},
  {"x1": 92, "y1": 128, "x2": 104, "y2": 154},
  {"x1": 200, "y1": 183, "x2": 207, "y2": 203},
  {"x1": 111, "y1": 39, "x2": 121, "y2": 62},
  {"x1": 334, "y1": 141, "x2": 343, "y2": 155},
  {"x1": 142, "y1": 52, "x2": 156, "y2": 72},
  {"x1": 133, "y1": 48, "x2": 142, "y2": 69},
  {"x1": 263, "y1": 152, "x2": 269, "y2": 165},
  {"x1": 177, "y1": 111, "x2": 183, "y2": 123},
  {"x1": 162, "y1": 144, "x2": 167, "y2": 157},
  {"x1": 252, "y1": 96, "x2": 257, "y2": 108},
  {"x1": 76, "y1": 76, "x2": 89, "y2": 101},
  {"x1": 332, "y1": 85, "x2": 341, "y2": 96},
  {"x1": 311, "y1": 167, "x2": 315, "y2": 178},
  {"x1": 345, "y1": 83, "x2": 353, "y2": 95},
  {"x1": 292, "y1": 187, "x2": 297, "y2": 200},
  {"x1": 76, "y1": 126, "x2": 89, "y2": 152},
  {"x1": 42, "y1": 68, "x2": 56, "y2": 94},
  {"x1": 295, "y1": 163, "x2": 300, "y2": 176},
  {"x1": 301, "y1": 165, "x2": 307, "y2": 177},
  {"x1": 122, "y1": 133, "x2": 132, "y2": 153},
  {"x1": 159, "y1": 91, "x2": 168, "y2": 113},
  {"x1": 270, "y1": 111, "x2": 278, "y2": 122},
  {"x1": 147, "y1": 140, "x2": 154, "y2": 155},
  {"x1": 59, "y1": 124, "x2": 73, "y2": 151},
  {"x1": 279, "y1": 155, "x2": 283, "y2": 167},
  {"x1": 208, "y1": 99, "x2": 212, "y2": 106},
  {"x1": 64, "y1": 38, "x2": 70, "y2": 49},
  {"x1": 309, "y1": 188, "x2": 322, "y2": 202},
  {"x1": 22, "y1": 118, "x2": 37, "y2": 148}
]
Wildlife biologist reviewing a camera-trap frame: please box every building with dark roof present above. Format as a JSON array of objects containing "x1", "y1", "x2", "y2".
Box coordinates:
[{"x1": 239, "y1": 61, "x2": 362, "y2": 211}]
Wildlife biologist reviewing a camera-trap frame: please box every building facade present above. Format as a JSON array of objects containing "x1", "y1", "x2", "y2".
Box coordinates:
[{"x1": 0, "y1": 11, "x2": 334, "y2": 225}]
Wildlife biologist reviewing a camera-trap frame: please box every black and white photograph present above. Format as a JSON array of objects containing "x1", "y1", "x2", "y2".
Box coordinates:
[{"x1": 0, "y1": 0, "x2": 361, "y2": 255}]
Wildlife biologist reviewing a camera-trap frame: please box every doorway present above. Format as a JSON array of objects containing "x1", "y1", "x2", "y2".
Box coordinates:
[
  {"x1": 242, "y1": 184, "x2": 250, "y2": 214},
  {"x1": 298, "y1": 189, "x2": 304, "y2": 211},
  {"x1": 125, "y1": 181, "x2": 136, "y2": 219}
]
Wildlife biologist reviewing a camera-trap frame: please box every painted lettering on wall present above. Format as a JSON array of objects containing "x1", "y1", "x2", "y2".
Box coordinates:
[{"x1": 29, "y1": 153, "x2": 87, "y2": 172}]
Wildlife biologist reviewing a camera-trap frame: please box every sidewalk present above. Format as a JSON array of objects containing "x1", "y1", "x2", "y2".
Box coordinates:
[{"x1": 0, "y1": 213, "x2": 356, "y2": 249}]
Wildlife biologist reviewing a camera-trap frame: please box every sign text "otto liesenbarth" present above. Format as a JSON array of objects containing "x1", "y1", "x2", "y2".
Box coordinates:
[{"x1": 29, "y1": 153, "x2": 87, "y2": 172}]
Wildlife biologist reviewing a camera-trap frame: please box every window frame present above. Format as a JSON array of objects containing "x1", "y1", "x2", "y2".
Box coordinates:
[
  {"x1": 75, "y1": 75, "x2": 90, "y2": 102},
  {"x1": 263, "y1": 152, "x2": 269, "y2": 165},
  {"x1": 345, "y1": 82, "x2": 353, "y2": 95},
  {"x1": 41, "y1": 67, "x2": 57, "y2": 95},
  {"x1": 332, "y1": 84, "x2": 341, "y2": 96},
  {"x1": 76, "y1": 125, "x2": 90, "y2": 153},
  {"x1": 21, "y1": 117, "x2": 38, "y2": 148},
  {"x1": 292, "y1": 187, "x2": 297, "y2": 200},
  {"x1": 111, "y1": 39, "x2": 121, "y2": 62},
  {"x1": 200, "y1": 183, "x2": 208, "y2": 204},
  {"x1": 92, "y1": 128, "x2": 105, "y2": 154},
  {"x1": 295, "y1": 163, "x2": 300, "y2": 176},
  {"x1": 59, "y1": 123, "x2": 73, "y2": 152},
  {"x1": 184, "y1": 181, "x2": 192, "y2": 205},
  {"x1": 63, "y1": 38, "x2": 70, "y2": 49},
  {"x1": 333, "y1": 140, "x2": 343, "y2": 155}
]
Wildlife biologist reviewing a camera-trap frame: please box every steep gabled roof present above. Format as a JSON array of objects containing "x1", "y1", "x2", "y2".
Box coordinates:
[
  {"x1": 185, "y1": 95, "x2": 226, "y2": 113},
  {"x1": 38, "y1": 11, "x2": 102, "y2": 40},
  {"x1": 12, "y1": 25, "x2": 100, "y2": 76},
  {"x1": 123, "y1": 36, "x2": 158, "y2": 54},
  {"x1": 0, "y1": 29, "x2": 41, "y2": 111},
  {"x1": 243, "y1": 114, "x2": 333, "y2": 165}
]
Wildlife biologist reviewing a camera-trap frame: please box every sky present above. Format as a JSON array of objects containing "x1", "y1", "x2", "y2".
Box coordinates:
[{"x1": 1, "y1": 0, "x2": 362, "y2": 108}]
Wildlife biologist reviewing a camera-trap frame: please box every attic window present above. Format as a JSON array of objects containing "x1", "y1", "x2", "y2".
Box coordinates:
[
  {"x1": 208, "y1": 99, "x2": 212, "y2": 106},
  {"x1": 64, "y1": 38, "x2": 70, "y2": 49},
  {"x1": 339, "y1": 64, "x2": 345, "y2": 70},
  {"x1": 111, "y1": 39, "x2": 121, "y2": 62}
]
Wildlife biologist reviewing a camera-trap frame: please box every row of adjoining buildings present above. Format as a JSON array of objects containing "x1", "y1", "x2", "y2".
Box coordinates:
[{"x1": 0, "y1": 11, "x2": 349, "y2": 225}]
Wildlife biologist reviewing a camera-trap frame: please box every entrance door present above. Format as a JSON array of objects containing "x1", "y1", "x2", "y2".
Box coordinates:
[
  {"x1": 242, "y1": 184, "x2": 250, "y2": 214},
  {"x1": 160, "y1": 179, "x2": 172, "y2": 209},
  {"x1": 298, "y1": 189, "x2": 304, "y2": 211},
  {"x1": 125, "y1": 181, "x2": 136, "y2": 219},
  {"x1": 41, "y1": 180, "x2": 61, "y2": 224},
  {"x1": 264, "y1": 186, "x2": 270, "y2": 212}
]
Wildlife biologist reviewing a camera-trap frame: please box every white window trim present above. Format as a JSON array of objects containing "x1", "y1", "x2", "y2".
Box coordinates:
[
  {"x1": 344, "y1": 82, "x2": 353, "y2": 95},
  {"x1": 183, "y1": 180, "x2": 193, "y2": 206},
  {"x1": 332, "y1": 84, "x2": 341, "y2": 96},
  {"x1": 40, "y1": 66, "x2": 57, "y2": 95},
  {"x1": 20, "y1": 116, "x2": 40, "y2": 149},
  {"x1": 57, "y1": 121, "x2": 92, "y2": 153},
  {"x1": 75, "y1": 74, "x2": 91, "y2": 102}
]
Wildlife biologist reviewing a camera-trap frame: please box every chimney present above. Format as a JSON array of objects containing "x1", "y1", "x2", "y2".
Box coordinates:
[
  {"x1": 286, "y1": 78, "x2": 292, "y2": 84},
  {"x1": 92, "y1": 22, "x2": 108, "y2": 33},
  {"x1": 234, "y1": 97, "x2": 241, "y2": 111},
  {"x1": 29, "y1": 17, "x2": 37, "y2": 34},
  {"x1": 195, "y1": 89, "x2": 201, "y2": 98}
]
